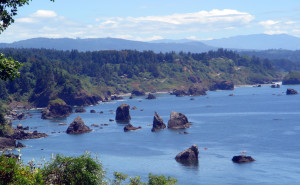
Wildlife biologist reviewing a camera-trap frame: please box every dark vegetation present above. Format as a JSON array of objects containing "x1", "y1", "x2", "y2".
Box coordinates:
[
  {"x1": 0, "y1": 48, "x2": 278, "y2": 108},
  {"x1": 240, "y1": 49, "x2": 300, "y2": 72}
]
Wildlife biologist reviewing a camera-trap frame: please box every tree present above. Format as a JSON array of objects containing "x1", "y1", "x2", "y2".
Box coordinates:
[{"x1": 0, "y1": 0, "x2": 54, "y2": 81}]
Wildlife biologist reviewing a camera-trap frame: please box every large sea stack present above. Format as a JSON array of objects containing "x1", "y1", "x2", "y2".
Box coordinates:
[
  {"x1": 115, "y1": 104, "x2": 131, "y2": 122},
  {"x1": 66, "y1": 116, "x2": 92, "y2": 134},
  {"x1": 167, "y1": 111, "x2": 190, "y2": 129},
  {"x1": 151, "y1": 112, "x2": 166, "y2": 132},
  {"x1": 175, "y1": 144, "x2": 199, "y2": 163}
]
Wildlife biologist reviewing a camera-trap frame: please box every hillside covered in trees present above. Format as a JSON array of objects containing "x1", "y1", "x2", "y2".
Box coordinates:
[{"x1": 0, "y1": 48, "x2": 279, "y2": 108}]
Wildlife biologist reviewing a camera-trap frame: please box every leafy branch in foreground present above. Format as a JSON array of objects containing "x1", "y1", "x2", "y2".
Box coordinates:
[
  {"x1": 0, "y1": 53, "x2": 22, "y2": 81},
  {"x1": 0, "y1": 0, "x2": 55, "y2": 33}
]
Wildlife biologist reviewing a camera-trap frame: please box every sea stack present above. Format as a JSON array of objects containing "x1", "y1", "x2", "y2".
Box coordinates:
[
  {"x1": 66, "y1": 116, "x2": 92, "y2": 134},
  {"x1": 115, "y1": 104, "x2": 131, "y2": 122},
  {"x1": 167, "y1": 111, "x2": 190, "y2": 129},
  {"x1": 175, "y1": 144, "x2": 199, "y2": 163},
  {"x1": 151, "y1": 112, "x2": 166, "y2": 132}
]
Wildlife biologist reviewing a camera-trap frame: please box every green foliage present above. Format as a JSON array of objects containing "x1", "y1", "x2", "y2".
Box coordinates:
[
  {"x1": 39, "y1": 153, "x2": 106, "y2": 185},
  {"x1": 0, "y1": 53, "x2": 22, "y2": 81},
  {"x1": 0, "y1": 152, "x2": 178, "y2": 185},
  {"x1": 0, "y1": 48, "x2": 279, "y2": 106},
  {"x1": 0, "y1": 154, "x2": 42, "y2": 185},
  {"x1": 148, "y1": 173, "x2": 177, "y2": 185}
]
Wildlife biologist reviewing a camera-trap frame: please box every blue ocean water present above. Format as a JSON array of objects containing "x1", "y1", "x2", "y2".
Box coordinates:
[{"x1": 12, "y1": 85, "x2": 300, "y2": 185}]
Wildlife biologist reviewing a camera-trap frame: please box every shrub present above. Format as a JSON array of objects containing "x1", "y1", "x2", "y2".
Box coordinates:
[
  {"x1": 39, "y1": 153, "x2": 106, "y2": 185},
  {"x1": 0, "y1": 154, "x2": 41, "y2": 185}
]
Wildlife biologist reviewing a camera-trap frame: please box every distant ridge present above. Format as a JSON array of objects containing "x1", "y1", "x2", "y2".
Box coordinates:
[
  {"x1": 0, "y1": 37, "x2": 215, "y2": 53},
  {"x1": 202, "y1": 34, "x2": 300, "y2": 50}
]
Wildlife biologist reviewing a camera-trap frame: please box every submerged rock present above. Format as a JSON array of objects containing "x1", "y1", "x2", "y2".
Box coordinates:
[
  {"x1": 66, "y1": 116, "x2": 92, "y2": 134},
  {"x1": 232, "y1": 155, "x2": 255, "y2": 163},
  {"x1": 286, "y1": 88, "x2": 298, "y2": 95},
  {"x1": 175, "y1": 144, "x2": 199, "y2": 162},
  {"x1": 151, "y1": 112, "x2": 166, "y2": 132},
  {"x1": 124, "y1": 123, "x2": 141, "y2": 132},
  {"x1": 167, "y1": 111, "x2": 190, "y2": 129},
  {"x1": 115, "y1": 104, "x2": 131, "y2": 122}
]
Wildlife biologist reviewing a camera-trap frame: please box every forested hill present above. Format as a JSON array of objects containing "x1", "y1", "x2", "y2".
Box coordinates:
[{"x1": 0, "y1": 48, "x2": 279, "y2": 108}]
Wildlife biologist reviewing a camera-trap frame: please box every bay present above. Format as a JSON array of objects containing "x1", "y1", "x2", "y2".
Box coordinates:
[{"x1": 12, "y1": 85, "x2": 300, "y2": 185}]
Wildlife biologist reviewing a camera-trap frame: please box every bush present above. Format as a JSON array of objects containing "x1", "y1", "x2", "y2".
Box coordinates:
[
  {"x1": 0, "y1": 154, "x2": 42, "y2": 185},
  {"x1": 39, "y1": 153, "x2": 106, "y2": 185}
]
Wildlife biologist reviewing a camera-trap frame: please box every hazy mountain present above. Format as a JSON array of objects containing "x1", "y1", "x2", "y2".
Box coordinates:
[
  {"x1": 0, "y1": 37, "x2": 215, "y2": 53},
  {"x1": 202, "y1": 34, "x2": 300, "y2": 50}
]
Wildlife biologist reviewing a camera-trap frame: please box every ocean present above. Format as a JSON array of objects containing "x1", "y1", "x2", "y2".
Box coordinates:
[{"x1": 13, "y1": 84, "x2": 300, "y2": 184}]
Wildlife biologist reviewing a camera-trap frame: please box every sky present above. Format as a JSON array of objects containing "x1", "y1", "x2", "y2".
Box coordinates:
[{"x1": 1, "y1": 0, "x2": 300, "y2": 43}]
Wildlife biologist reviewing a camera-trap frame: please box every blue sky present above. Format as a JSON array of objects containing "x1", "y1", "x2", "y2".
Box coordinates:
[{"x1": 1, "y1": 0, "x2": 300, "y2": 43}]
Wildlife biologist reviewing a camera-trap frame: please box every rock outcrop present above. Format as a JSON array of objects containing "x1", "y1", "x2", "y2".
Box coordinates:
[
  {"x1": 0, "y1": 137, "x2": 25, "y2": 150},
  {"x1": 66, "y1": 116, "x2": 92, "y2": 134},
  {"x1": 188, "y1": 84, "x2": 207, "y2": 96},
  {"x1": 210, "y1": 80, "x2": 234, "y2": 91},
  {"x1": 8, "y1": 129, "x2": 47, "y2": 140},
  {"x1": 232, "y1": 155, "x2": 255, "y2": 163},
  {"x1": 124, "y1": 123, "x2": 141, "y2": 132},
  {"x1": 146, "y1": 93, "x2": 156, "y2": 100},
  {"x1": 111, "y1": 96, "x2": 124, "y2": 100},
  {"x1": 151, "y1": 112, "x2": 166, "y2": 132},
  {"x1": 115, "y1": 104, "x2": 131, "y2": 122},
  {"x1": 131, "y1": 90, "x2": 146, "y2": 96},
  {"x1": 167, "y1": 111, "x2": 190, "y2": 129},
  {"x1": 41, "y1": 100, "x2": 72, "y2": 119},
  {"x1": 59, "y1": 90, "x2": 101, "y2": 106},
  {"x1": 286, "y1": 88, "x2": 298, "y2": 95},
  {"x1": 75, "y1": 108, "x2": 86, "y2": 113},
  {"x1": 271, "y1": 84, "x2": 280, "y2": 88},
  {"x1": 175, "y1": 144, "x2": 199, "y2": 162},
  {"x1": 171, "y1": 84, "x2": 207, "y2": 97}
]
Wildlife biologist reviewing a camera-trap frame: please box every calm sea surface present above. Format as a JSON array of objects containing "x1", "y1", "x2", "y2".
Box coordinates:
[{"x1": 12, "y1": 85, "x2": 300, "y2": 185}]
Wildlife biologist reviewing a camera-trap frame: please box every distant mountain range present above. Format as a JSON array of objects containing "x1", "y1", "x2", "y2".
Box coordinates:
[
  {"x1": 0, "y1": 37, "x2": 215, "y2": 53},
  {"x1": 1, "y1": 34, "x2": 300, "y2": 52},
  {"x1": 201, "y1": 34, "x2": 300, "y2": 50}
]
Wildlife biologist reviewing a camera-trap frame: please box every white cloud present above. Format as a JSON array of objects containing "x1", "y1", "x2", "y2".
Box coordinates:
[
  {"x1": 264, "y1": 30, "x2": 288, "y2": 35},
  {"x1": 259, "y1": 20, "x2": 280, "y2": 29},
  {"x1": 31, "y1": 10, "x2": 57, "y2": 18},
  {"x1": 1, "y1": 9, "x2": 255, "y2": 43}
]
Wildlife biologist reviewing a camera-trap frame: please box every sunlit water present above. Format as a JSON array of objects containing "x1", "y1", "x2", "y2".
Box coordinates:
[{"x1": 11, "y1": 85, "x2": 300, "y2": 184}]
